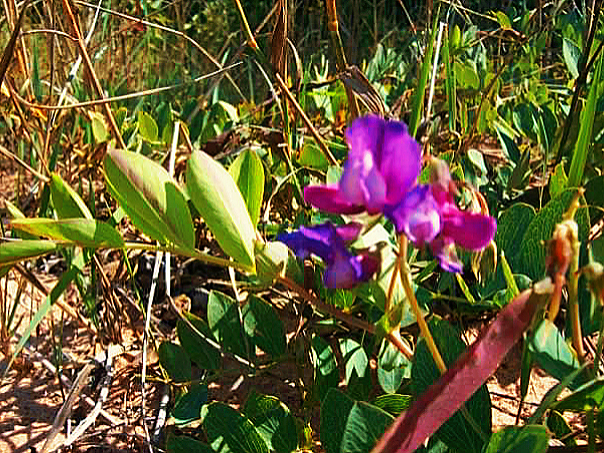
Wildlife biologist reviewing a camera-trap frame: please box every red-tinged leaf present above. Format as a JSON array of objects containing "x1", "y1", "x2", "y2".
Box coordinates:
[{"x1": 371, "y1": 279, "x2": 554, "y2": 453}]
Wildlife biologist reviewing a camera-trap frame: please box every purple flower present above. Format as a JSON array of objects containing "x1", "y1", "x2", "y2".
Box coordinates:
[
  {"x1": 304, "y1": 115, "x2": 421, "y2": 215},
  {"x1": 386, "y1": 163, "x2": 497, "y2": 272},
  {"x1": 277, "y1": 223, "x2": 379, "y2": 289}
]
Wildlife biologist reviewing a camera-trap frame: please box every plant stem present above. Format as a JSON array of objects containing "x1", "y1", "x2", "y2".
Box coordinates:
[
  {"x1": 232, "y1": 0, "x2": 259, "y2": 50},
  {"x1": 277, "y1": 275, "x2": 413, "y2": 359},
  {"x1": 123, "y1": 242, "x2": 251, "y2": 273},
  {"x1": 398, "y1": 235, "x2": 447, "y2": 373},
  {"x1": 568, "y1": 231, "x2": 586, "y2": 363}
]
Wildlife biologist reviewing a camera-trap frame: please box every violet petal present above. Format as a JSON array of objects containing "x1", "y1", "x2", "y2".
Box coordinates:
[
  {"x1": 385, "y1": 185, "x2": 441, "y2": 245},
  {"x1": 379, "y1": 121, "x2": 422, "y2": 206}
]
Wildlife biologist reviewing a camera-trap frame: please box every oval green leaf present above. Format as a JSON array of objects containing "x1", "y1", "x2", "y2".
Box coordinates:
[
  {"x1": 137, "y1": 110, "x2": 159, "y2": 142},
  {"x1": 243, "y1": 390, "x2": 298, "y2": 453},
  {"x1": 229, "y1": 149, "x2": 265, "y2": 227},
  {"x1": 158, "y1": 341, "x2": 192, "y2": 383},
  {"x1": 242, "y1": 295, "x2": 286, "y2": 358},
  {"x1": 321, "y1": 388, "x2": 394, "y2": 453},
  {"x1": 201, "y1": 402, "x2": 268, "y2": 453},
  {"x1": 104, "y1": 148, "x2": 195, "y2": 249},
  {"x1": 11, "y1": 218, "x2": 124, "y2": 248},
  {"x1": 177, "y1": 314, "x2": 221, "y2": 371},
  {"x1": 187, "y1": 150, "x2": 256, "y2": 271},
  {"x1": 0, "y1": 239, "x2": 58, "y2": 266},
  {"x1": 50, "y1": 173, "x2": 93, "y2": 220}
]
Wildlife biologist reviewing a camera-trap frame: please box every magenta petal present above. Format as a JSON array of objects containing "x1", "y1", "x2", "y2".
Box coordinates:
[
  {"x1": 304, "y1": 185, "x2": 364, "y2": 215},
  {"x1": 372, "y1": 283, "x2": 553, "y2": 453},
  {"x1": 335, "y1": 223, "x2": 364, "y2": 242},
  {"x1": 443, "y1": 208, "x2": 497, "y2": 250}
]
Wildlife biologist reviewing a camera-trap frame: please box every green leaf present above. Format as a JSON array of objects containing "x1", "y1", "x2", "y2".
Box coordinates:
[
  {"x1": 137, "y1": 110, "x2": 159, "y2": 142},
  {"x1": 187, "y1": 150, "x2": 256, "y2": 271},
  {"x1": 297, "y1": 140, "x2": 329, "y2": 171},
  {"x1": 517, "y1": 189, "x2": 590, "y2": 279},
  {"x1": 90, "y1": 111, "x2": 109, "y2": 143},
  {"x1": 549, "y1": 163, "x2": 568, "y2": 199},
  {"x1": 11, "y1": 219, "x2": 124, "y2": 249},
  {"x1": 568, "y1": 52, "x2": 603, "y2": 187},
  {"x1": 454, "y1": 60, "x2": 479, "y2": 90},
  {"x1": 562, "y1": 37, "x2": 581, "y2": 79},
  {"x1": 158, "y1": 341, "x2": 192, "y2": 383},
  {"x1": 552, "y1": 379, "x2": 604, "y2": 412},
  {"x1": 201, "y1": 402, "x2": 269, "y2": 453},
  {"x1": 50, "y1": 173, "x2": 93, "y2": 219},
  {"x1": 547, "y1": 411, "x2": 576, "y2": 446},
  {"x1": 494, "y1": 203, "x2": 535, "y2": 268},
  {"x1": 177, "y1": 315, "x2": 221, "y2": 370},
  {"x1": 483, "y1": 425, "x2": 550, "y2": 453},
  {"x1": 166, "y1": 434, "x2": 215, "y2": 453},
  {"x1": 243, "y1": 390, "x2": 298, "y2": 453},
  {"x1": 207, "y1": 291, "x2": 251, "y2": 360},
  {"x1": 492, "y1": 11, "x2": 512, "y2": 28},
  {"x1": 412, "y1": 318, "x2": 491, "y2": 453},
  {"x1": 377, "y1": 340, "x2": 411, "y2": 394},
  {"x1": 320, "y1": 388, "x2": 394, "y2": 453},
  {"x1": 0, "y1": 240, "x2": 57, "y2": 266},
  {"x1": 528, "y1": 319, "x2": 589, "y2": 390},
  {"x1": 229, "y1": 149, "x2": 265, "y2": 227},
  {"x1": 409, "y1": 12, "x2": 440, "y2": 136},
  {"x1": 311, "y1": 335, "x2": 339, "y2": 402},
  {"x1": 372, "y1": 394, "x2": 412, "y2": 417},
  {"x1": 172, "y1": 384, "x2": 208, "y2": 426},
  {"x1": 242, "y1": 295, "x2": 286, "y2": 358},
  {"x1": 104, "y1": 148, "x2": 195, "y2": 249},
  {"x1": 339, "y1": 338, "x2": 371, "y2": 400}
]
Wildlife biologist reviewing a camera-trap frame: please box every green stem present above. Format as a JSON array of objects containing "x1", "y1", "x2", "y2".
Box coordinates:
[
  {"x1": 568, "y1": 233, "x2": 585, "y2": 362},
  {"x1": 398, "y1": 235, "x2": 446, "y2": 373},
  {"x1": 123, "y1": 242, "x2": 251, "y2": 273}
]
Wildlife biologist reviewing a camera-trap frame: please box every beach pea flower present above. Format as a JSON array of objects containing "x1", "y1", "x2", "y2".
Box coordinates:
[
  {"x1": 277, "y1": 223, "x2": 379, "y2": 289},
  {"x1": 385, "y1": 161, "x2": 497, "y2": 272},
  {"x1": 304, "y1": 115, "x2": 421, "y2": 215}
]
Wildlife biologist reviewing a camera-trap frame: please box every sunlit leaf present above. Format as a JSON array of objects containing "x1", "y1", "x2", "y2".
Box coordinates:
[
  {"x1": 0, "y1": 240, "x2": 57, "y2": 266},
  {"x1": 50, "y1": 173, "x2": 93, "y2": 220},
  {"x1": 11, "y1": 218, "x2": 124, "y2": 248},
  {"x1": 229, "y1": 149, "x2": 265, "y2": 227},
  {"x1": 201, "y1": 402, "x2": 268, "y2": 453},
  {"x1": 187, "y1": 150, "x2": 256, "y2": 271},
  {"x1": 243, "y1": 390, "x2": 298, "y2": 453},
  {"x1": 137, "y1": 110, "x2": 159, "y2": 142},
  {"x1": 104, "y1": 148, "x2": 195, "y2": 249}
]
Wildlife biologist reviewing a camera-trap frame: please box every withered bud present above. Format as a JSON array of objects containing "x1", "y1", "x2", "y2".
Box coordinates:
[
  {"x1": 546, "y1": 220, "x2": 578, "y2": 277},
  {"x1": 472, "y1": 240, "x2": 498, "y2": 284}
]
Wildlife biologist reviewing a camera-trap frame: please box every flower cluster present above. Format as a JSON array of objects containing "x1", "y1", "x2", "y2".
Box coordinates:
[{"x1": 278, "y1": 115, "x2": 496, "y2": 288}]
